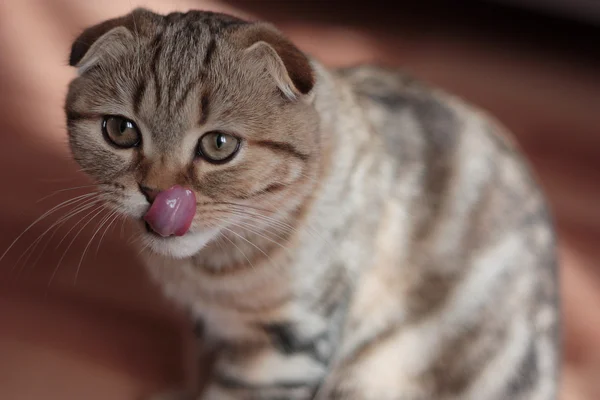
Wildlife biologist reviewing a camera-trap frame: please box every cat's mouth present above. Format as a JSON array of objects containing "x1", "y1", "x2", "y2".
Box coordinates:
[
  {"x1": 144, "y1": 220, "x2": 165, "y2": 237},
  {"x1": 143, "y1": 218, "x2": 191, "y2": 239},
  {"x1": 142, "y1": 185, "x2": 196, "y2": 238},
  {"x1": 140, "y1": 218, "x2": 219, "y2": 259}
]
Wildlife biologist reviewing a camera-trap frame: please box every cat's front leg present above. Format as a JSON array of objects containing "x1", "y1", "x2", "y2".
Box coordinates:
[{"x1": 200, "y1": 342, "x2": 328, "y2": 400}]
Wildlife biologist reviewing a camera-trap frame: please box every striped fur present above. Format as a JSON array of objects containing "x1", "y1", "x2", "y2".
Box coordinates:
[{"x1": 65, "y1": 8, "x2": 560, "y2": 400}]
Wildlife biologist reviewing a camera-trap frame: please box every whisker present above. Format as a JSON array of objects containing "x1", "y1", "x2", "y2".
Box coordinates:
[
  {"x1": 95, "y1": 211, "x2": 121, "y2": 256},
  {"x1": 221, "y1": 226, "x2": 276, "y2": 268},
  {"x1": 225, "y1": 219, "x2": 290, "y2": 252},
  {"x1": 216, "y1": 202, "x2": 277, "y2": 214},
  {"x1": 136, "y1": 239, "x2": 152, "y2": 256},
  {"x1": 36, "y1": 184, "x2": 98, "y2": 203},
  {"x1": 213, "y1": 235, "x2": 226, "y2": 252},
  {"x1": 74, "y1": 207, "x2": 117, "y2": 284},
  {"x1": 55, "y1": 202, "x2": 106, "y2": 249},
  {"x1": 220, "y1": 204, "x2": 342, "y2": 283},
  {"x1": 127, "y1": 223, "x2": 147, "y2": 247},
  {"x1": 119, "y1": 214, "x2": 128, "y2": 239},
  {"x1": 218, "y1": 232, "x2": 256, "y2": 270},
  {"x1": 128, "y1": 235, "x2": 145, "y2": 247},
  {"x1": 227, "y1": 202, "x2": 332, "y2": 247},
  {"x1": 12, "y1": 197, "x2": 103, "y2": 277},
  {"x1": 0, "y1": 192, "x2": 98, "y2": 264},
  {"x1": 226, "y1": 208, "x2": 304, "y2": 239},
  {"x1": 234, "y1": 217, "x2": 290, "y2": 243},
  {"x1": 12, "y1": 199, "x2": 95, "y2": 272},
  {"x1": 47, "y1": 204, "x2": 106, "y2": 288},
  {"x1": 197, "y1": 200, "x2": 333, "y2": 258},
  {"x1": 37, "y1": 177, "x2": 79, "y2": 184},
  {"x1": 203, "y1": 205, "x2": 311, "y2": 252},
  {"x1": 296, "y1": 171, "x2": 321, "y2": 184},
  {"x1": 89, "y1": 210, "x2": 116, "y2": 255}
]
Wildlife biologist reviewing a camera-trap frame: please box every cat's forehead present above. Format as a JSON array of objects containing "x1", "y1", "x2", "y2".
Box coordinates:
[
  {"x1": 139, "y1": 13, "x2": 239, "y2": 68},
  {"x1": 113, "y1": 12, "x2": 251, "y2": 145},
  {"x1": 143, "y1": 10, "x2": 247, "y2": 57},
  {"x1": 161, "y1": 10, "x2": 248, "y2": 31},
  {"x1": 70, "y1": 9, "x2": 294, "y2": 154}
]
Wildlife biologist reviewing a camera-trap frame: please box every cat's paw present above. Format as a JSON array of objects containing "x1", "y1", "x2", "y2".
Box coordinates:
[{"x1": 145, "y1": 388, "x2": 196, "y2": 400}]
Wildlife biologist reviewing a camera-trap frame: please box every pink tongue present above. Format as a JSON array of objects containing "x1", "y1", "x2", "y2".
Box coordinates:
[{"x1": 143, "y1": 185, "x2": 196, "y2": 237}]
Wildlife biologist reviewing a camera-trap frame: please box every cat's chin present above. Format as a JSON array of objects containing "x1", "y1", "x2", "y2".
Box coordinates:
[{"x1": 140, "y1": 228, "x2": 219, "y2": 259}]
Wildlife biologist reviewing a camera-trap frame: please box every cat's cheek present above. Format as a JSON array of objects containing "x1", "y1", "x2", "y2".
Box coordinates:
[
  {"x1": 103, "y1": 193, "x2": 148, "y2": 219},
  {"x1": 141, "y1": 228, "x2": 220, "y2": 259},
  {"x1": 121, "y1": 201, "x2": 148, "y2": 219}
]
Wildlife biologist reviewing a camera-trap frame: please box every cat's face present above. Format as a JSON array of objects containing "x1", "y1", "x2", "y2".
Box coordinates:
[{"x1": 65, "y1": 9, "x2": 319, "y2": 259}]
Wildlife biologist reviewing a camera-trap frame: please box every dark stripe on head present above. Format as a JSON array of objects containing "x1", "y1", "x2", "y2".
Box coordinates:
[
  {"x1": 132, "y1": 79, "x2": 147, "y2": 115},
  {"x1": 198, "y1": 94, "x2": 210, "y2": 125},
  {"x1": 203, "y1": 37, "x2": 217, "y2": 66},
  {"x1": 179, "y1": 162, "x2": 201, "y2": 191},
  {"x1": 172, "y1": 74, "x2": 200, "y2": 113},
  {"x1": 167, "y1": 77, "x2": 180, "y2": 113},
  {"x1": 235, "y1": 182, "x2": 287, "y2": 200},
  {"x1": 130, "y1": 149, "x2": 149, "y2": 176},
  {"x1": 150, "y1": 34, "x2": 163, "y2": 107},
  {"x1": 201, "y1": 11, "x2": 248, "y2": 33},
  {"x1": 253, "y1": 140, "x2": 310, "y2": 162}
]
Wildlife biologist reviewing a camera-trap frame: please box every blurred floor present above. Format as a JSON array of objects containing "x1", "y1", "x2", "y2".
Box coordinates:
[{"x1": 1, "y1": 1, "x2": 599, "y2": 399}]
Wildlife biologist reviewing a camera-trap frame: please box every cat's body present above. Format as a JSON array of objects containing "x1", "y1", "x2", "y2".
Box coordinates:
[{"x1": 65, "y1": 9, "x2": 560, "y2": 400}]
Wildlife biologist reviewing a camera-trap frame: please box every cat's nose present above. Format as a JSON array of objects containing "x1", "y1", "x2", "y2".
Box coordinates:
[{"x1": 139, "y1": 184, "x2": 160, "y2": 204}]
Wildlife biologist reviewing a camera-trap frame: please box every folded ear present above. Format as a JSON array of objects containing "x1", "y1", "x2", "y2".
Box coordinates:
[
  {"x1": 231, "y1": 23, "x2": 315, "y2": 100},
  {"x1": 69, "y1": 8, "x2": 154, "y2": 73}
]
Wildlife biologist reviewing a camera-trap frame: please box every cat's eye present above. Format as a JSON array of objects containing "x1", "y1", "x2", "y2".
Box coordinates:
[
  {"x1": 102, "y1": 116, "x2": 141, "y2": 148},
  {"x1": 197, "y1": 131, "x2": 240, "y2": 163}
]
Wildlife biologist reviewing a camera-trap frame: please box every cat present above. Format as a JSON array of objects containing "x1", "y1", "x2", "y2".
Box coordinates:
[{"x1": 64, "y1": 8, "x2": 560, "y2": 400}]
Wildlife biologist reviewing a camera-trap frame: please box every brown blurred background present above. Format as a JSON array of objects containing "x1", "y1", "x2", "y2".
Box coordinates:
[{"x1": 1, "y1": 1, "x2": 599, "y2": 399}]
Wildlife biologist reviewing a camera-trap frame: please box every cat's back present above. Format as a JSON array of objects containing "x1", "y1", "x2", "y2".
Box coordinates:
[
  {"x1": 336, "y1": 64, "x2": 553, "y2": 241},
  {"x1": 326, "y1": 65, "x2": 560, "y2": 399},
  {"x1": 336, "y1": 64, "x2": 507, "y2": 171},
  {"x1": 336, "y1": 63, "x2": 559, "y2": 320}
]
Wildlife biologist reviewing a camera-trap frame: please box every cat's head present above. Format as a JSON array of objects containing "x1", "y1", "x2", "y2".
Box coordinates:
[{"x1": 65, "y1": 9, "x2": 319, "y2": 259}]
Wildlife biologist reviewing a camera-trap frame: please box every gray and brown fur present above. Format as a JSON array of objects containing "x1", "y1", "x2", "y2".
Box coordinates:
[{"x1": 65, "y1": 8, "x2": 560, "y2": 400}]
